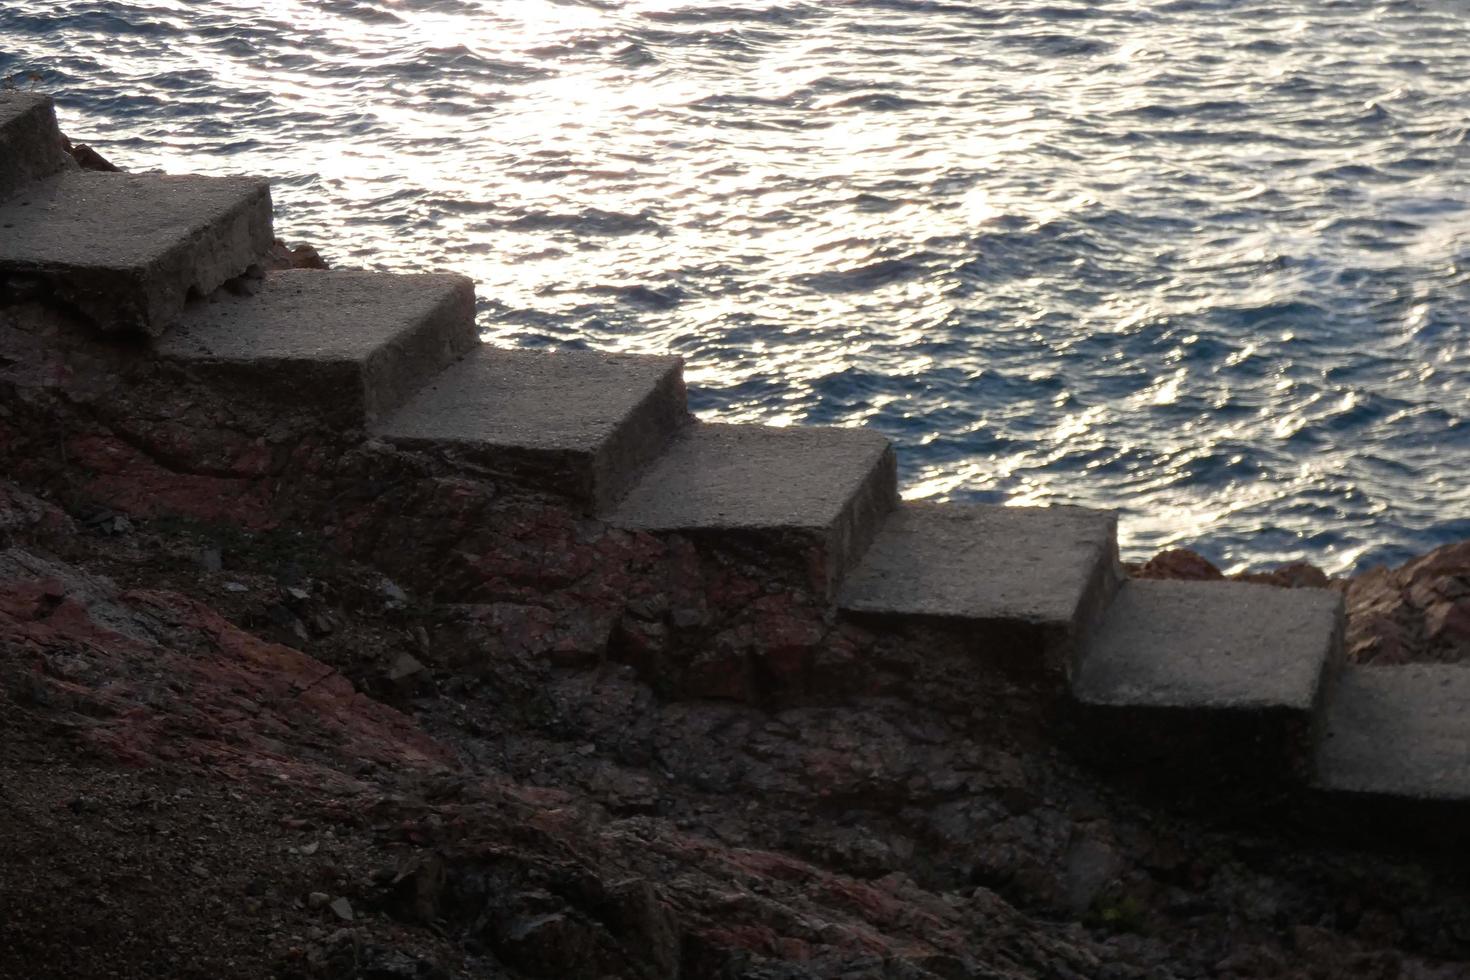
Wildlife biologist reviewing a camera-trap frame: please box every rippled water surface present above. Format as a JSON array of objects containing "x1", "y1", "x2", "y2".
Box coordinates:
[{"x1": 6, "y1": 0, "x2": 1470, "y2": 572}]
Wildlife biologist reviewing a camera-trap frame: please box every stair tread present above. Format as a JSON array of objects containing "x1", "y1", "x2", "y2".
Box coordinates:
[
  {"x1": 378, "y1": 345, "x2": 682, "y2": 451},
  {"x1": 0, "y1": 170, "x2": 268, "y2": 270},
  {"x1": 838, "y1": 502, "x2": 1118, "y2": 626},
  {"x1": 0, "y1": 170, "x2": 272, "y2": 333},
  {"x1": 1073, "y1": 579, "x2": 1341, "y2": 712},
  {"x1": 611, "y1": 422, "x2": 892, "y2": 533},
  {"x1": 158, "y1": 269, "x2": 477, "y2": 423},
  {"x1": 1315, "y1": 664, "x2": 1470, "y2": 801}
]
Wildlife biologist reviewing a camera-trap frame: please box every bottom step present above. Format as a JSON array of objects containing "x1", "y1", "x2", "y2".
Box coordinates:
[{"x1": 1315, "y1": 665, "x2": 1470, "y2": 803}]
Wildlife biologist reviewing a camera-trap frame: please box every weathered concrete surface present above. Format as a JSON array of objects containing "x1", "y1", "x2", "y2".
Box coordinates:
[
  {"x1": 157, "y1": 270, "x2": 477, "y2": 424},
  {"x1": 377, "y1": 346, "x2": 687, "y2": 511},
  {"x1": 611, "y1": 423, "x2": 897, "y2": 593},
  {"x1": 838, "y1": 502, "x2": 1121, "y2": 671},
  {"x1": 1315, "y1": 665, "x2": 1470, "y2": 802},
  {"x1": 0, "y1": 93, "x2": 72, "y2": 201},
  {"x1": 1074, "y1": 579, "x2": 1342, "y2": 710},
  {"x1": 0, "y1": 170, "x2": 272, "y2": 333},
  {"x1": 1070, "y1": 580, "x2": 1344, "y2": 782}
]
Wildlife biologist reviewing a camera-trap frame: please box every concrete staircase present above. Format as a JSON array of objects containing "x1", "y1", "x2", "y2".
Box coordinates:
[{"x1": 3, "y1": 92, "x2": 1465, "y2": 825}]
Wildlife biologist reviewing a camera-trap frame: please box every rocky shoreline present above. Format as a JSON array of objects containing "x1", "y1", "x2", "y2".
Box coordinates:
[{"x1": 2, "y1": 130, "x2": 1469, "y2": 979}]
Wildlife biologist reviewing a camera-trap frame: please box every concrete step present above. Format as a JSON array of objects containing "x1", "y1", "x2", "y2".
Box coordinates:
[
  {"x1": 376, "y1": 345, "x2": 687, "y2": 511},
  {"x1": 609, "y1": 423, "x2": 897, "y2": 594},
  {"x1": 837, "y1": 502, "x2": 1121, "y2": 671},
  {"x1": 0, "y1": 93, "x2": 72, "y2": 201},
  {"x1": 0, "y1": 170, "x2": 272, "y2": 334},
  {"x1": 156, "y1": 270, "x2": 478, "y2": 426},
  {"x1": 1071, "y1": 580, "x2": 1344, "y2": 775},
  {"x1": 1314, "y1": 665, "x2": 1470, "y2": 805}
]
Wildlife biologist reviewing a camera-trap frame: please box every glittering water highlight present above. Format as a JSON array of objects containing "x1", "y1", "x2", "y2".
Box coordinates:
[{"x1": 5, "y1": 0, "x2": 1470, "y2": 573}]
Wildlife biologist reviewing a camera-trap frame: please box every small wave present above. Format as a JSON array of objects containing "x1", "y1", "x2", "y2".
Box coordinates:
[
  {"x1": 497, "y1": 208, "x2": 664, "y2": 237},
  {"x1": 824, "y1": 92, "x2": 931, "y2": 112},
  {"x1": 801, "y1": 257, "x2": 930, "y2": 293},
  {"x1": 586, "y1": 284, "x2": 685, "y2": 310},
  {"x1": 998, "y1": 32, "x2": 1114, "y2": 57},
  {"x1": 641, "y1": 4, "x2": 820, "y2": 26}
]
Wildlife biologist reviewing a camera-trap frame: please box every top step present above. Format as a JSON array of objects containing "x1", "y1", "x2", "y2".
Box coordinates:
[
  {"x1": 0, "y1": 170, "x2": 273, "y2": 335},
  {"x1": 0, "y1": 92, "x2": 71, "y2": 201}
]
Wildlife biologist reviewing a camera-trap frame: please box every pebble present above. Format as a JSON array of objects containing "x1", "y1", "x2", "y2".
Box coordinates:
[
  {"x1": 307, "y1": 892, "x2": 330, "y2": 910},
  {"x1": 328, "y1": 897, "x2": 354, "y2": 922},
  {"x1": 388, "y1": 653, "x2": 425, "y2": 683},
  {"x1": 224, "y1": 582, "x2": 249, "y2": 593}
]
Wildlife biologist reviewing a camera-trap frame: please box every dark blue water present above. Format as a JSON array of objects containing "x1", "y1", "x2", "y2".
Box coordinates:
[{"x1": 5, "y1": 0, "x2": 1469, "y2": 573}]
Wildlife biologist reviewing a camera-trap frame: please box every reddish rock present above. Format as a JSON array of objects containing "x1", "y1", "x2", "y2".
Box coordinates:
[
  {"x1": 1236, "y1": 561, "x2": 1330, "y2": 589},
  {"x1": 265, "y1": 239, "x2": 330, "y2": 270},
  {"x1": 1134, "y1": 549, "x2": 1223, "y2": 581},
  {"x1": 1343, "y1": 540, "x2": 1470, "y2": 664},
  {"x1": 66, "y1": 433, "x2": 276, "y2": 530},
  {"x1": 0, "y1": 556, "x2": 449, "y2": 790},
  {"x1": 682, "y1": 642, "x2": 750, "y2": 701}
]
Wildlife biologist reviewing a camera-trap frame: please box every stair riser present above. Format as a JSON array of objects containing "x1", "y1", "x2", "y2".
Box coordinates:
[
  {"x1": 1303, "y1": 601, "x2": 1349, "y2": 770},
  {"x1": 1058, "y1": 533, "x2": 1124, "y2": 676},
  {"x1": 1296, "y1": 790, "x2": 1470, "y2": 858},
  {"x1": 591, "y1": 365, "x2": 690, "y2": 513},
  {"x1": 358, "y1": 278, "x2": 479, "y2": 424},
  {"x1": 822, "y1": 443, "x2": 899, "y2": 594},
  {"x1": 1069, "y1": 704, "x2": 1325, "y2": 812},
  {"x1": 0, "y1": 93, "x2": 70, "y2": 201}
]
